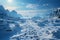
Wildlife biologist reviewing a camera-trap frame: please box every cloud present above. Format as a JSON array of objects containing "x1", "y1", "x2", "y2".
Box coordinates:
[
  {"x1": 43, "y1": 4, "x2": 48, "y2": 6},
  {"x1": 26, "y1": 4, "x2": 39, "y2": 9},
  {"x1": 26, "y1": 3, "x2": 49, "y2": 10}
]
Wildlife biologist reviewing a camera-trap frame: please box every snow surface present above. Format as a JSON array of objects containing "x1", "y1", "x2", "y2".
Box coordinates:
[{"x1": 10, "y1": 17, "x2": 60, "y2": 40}]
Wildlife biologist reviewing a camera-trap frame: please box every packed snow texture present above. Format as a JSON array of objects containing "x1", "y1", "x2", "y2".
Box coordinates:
[{"x1": 10, "y1": 17, "x2": 60, "y2": 40}]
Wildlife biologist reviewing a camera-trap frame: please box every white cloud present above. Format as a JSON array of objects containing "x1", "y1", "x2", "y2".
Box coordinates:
[
  {"x1": 43, "y1": 4, "x2": 48, "y2": 6},
  {"x1": 26, "y1": 4, "x2": 39, "y2": 9}
]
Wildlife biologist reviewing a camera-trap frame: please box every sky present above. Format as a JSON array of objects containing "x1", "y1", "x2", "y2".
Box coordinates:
[{"x1": 0, "y1": 0, "x2": 60, "y2": 18}]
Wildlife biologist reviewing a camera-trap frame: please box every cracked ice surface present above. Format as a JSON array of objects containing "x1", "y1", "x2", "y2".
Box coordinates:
[{"x1": 10, "y1": 17, "x2": 60, "y2": 40}]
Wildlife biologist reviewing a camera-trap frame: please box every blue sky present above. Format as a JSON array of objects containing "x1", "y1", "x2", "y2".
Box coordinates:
[{"x1": 0, "y1": 0, "x2": 60, "y2": 18}]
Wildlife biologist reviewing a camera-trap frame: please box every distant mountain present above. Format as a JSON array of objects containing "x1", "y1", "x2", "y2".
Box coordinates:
[{"x1": 7, "y1": 10, "x2": 22, "y2": 18}]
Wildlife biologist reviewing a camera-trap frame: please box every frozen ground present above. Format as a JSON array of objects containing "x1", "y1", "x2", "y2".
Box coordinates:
[{"x1": 10, "y1": 17, "x2": 60, "y2": 40}]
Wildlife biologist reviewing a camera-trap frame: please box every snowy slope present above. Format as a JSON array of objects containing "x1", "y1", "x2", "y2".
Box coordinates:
[{"x1": 10, "y1": 17, "x2": 60, "y2": 40}]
